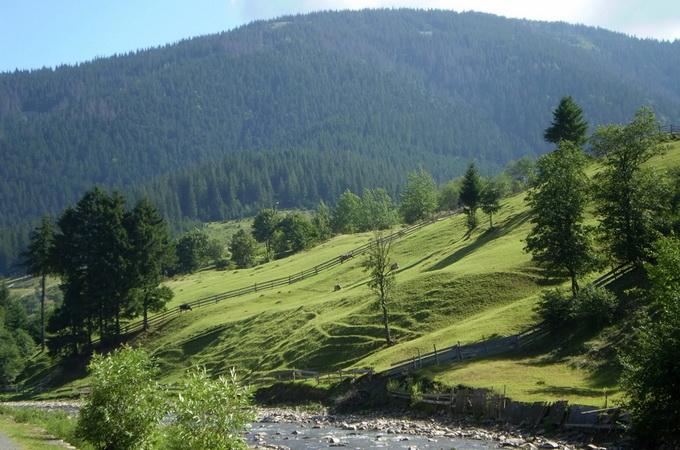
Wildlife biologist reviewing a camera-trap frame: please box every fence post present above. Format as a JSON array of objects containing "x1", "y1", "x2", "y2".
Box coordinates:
[
  {"x1": 434, "y1": 344, "x2": 439, "y2": 365},
  {"x1": 457, "y1": 341, "x2": 463, "y2": 361},
  {"x1": 417, "y1": 348, "x2": 421, "y2": 368},
  {"x1": 254, "y1": 283, "x2": 257, "y2": 292}
]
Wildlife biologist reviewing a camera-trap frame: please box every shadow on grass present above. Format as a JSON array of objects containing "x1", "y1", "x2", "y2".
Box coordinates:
[
  {"x1": 427, "y1": 211, "x2": 532, "y2": 272},
  {"x1": 420, "y1": 321, "x2": 623, "y2": 396},
  {"x1": 526, "y1": 385, "x2": 616, "y2": 399}
]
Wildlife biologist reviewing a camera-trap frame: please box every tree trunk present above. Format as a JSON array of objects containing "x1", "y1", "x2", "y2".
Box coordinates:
[
  {"x1": 381, "y1": 300, "x2": 392, "y2": 346},
  {"x1": 570, "y1": 269, "x2": 579, "y2": 298},
  {"x1": 40, "y1": 274, "x2": 46, "y2": 352},
  {"x1": 143, "y1": 303, "x2": 149, "y2": 331}
]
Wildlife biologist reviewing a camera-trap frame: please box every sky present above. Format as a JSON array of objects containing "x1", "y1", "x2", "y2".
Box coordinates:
[{"x1": 2, "y1": 0, "x2": 679, "y2": 73}]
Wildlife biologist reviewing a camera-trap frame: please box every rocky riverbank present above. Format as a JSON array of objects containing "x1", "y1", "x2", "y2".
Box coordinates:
[
  {"x1": 1, "y1": 401, "x2": 631, "y2": 449},
  {"x1": 253, "y1": 407, "x2": 631, "y2": 450}
]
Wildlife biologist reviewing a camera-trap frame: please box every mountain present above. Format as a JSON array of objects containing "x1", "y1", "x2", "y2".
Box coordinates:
[{"x1": 1, "y1": 8, "x2": 680, "y2": 275}]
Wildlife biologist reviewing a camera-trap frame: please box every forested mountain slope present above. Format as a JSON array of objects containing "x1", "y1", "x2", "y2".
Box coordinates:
[{"x1": 2, "y1": 8, "x2": 680, "y2": 275}]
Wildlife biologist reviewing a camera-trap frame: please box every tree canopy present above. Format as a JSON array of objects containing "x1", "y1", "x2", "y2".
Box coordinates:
[
  {"x1": 525, "y1": 141, "x2": 599, "y2": 296},
  {"x1": 543, "y1": 95, "x2": 589, "y2": 147},
  {"x1": 48, "y1": 187, "x2": 175, "y2": 355},
  {"x1": 591, "y1": 107, "x2": 669, "y2": 265}
]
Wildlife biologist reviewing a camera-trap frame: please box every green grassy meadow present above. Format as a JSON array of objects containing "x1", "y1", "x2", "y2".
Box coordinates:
[{"x1": 12, "y1": 141, "x2": 680, "y2": 407}]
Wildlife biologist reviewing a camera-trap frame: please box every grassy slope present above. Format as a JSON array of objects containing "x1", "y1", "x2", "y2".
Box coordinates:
[
  {"x1": 138, "y1": 184, "x2": 579, "y2": 402},
  {"x1": 15, "y1": 141, "x2": 680, "y2": 407}
]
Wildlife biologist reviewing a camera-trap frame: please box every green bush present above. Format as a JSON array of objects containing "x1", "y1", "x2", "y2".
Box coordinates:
[
  {"x1": 165, "y1": 367, "x2": 254, "y2": 450},
  {"x1": 620, "y1": 304, "x2": 680, "y2": 448},
  {"x1": 76, "y1": 345, "x2": 165, "y2": 450},
  {"x1": 535, "y1": 285, "x2": 618, "y2": 329},
  {"x1": 534, "y1": 287, "x2": 573, "y2": 327},
  {"x1": 572, "y1": 284, "x2": 618, "y2": 327}
]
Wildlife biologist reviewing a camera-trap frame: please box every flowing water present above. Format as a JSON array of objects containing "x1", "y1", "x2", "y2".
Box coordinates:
[{"x1": 246, "y1": 420, "x2": 500, "y2": 449}]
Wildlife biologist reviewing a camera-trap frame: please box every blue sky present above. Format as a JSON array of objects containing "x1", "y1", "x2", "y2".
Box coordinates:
[{"x1": 2, "y1": 0, "x2": 679, "y2": 73}]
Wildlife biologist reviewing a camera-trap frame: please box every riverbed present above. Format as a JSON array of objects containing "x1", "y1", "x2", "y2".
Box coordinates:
[{"x1": 1, "y1": 402, "x2": 618, "y2": 449}]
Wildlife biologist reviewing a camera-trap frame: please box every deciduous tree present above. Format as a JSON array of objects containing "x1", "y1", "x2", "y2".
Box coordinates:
[
  {"x1": 332, "y1": 190, "x2": 362, "y2": 234},
  {"x1": 620, "y1": 236, "x2": 680, "y2": 448},
  {"x1": 230, "y1": 229, "x2": 258, "y2": 269},
  {"x1": 360, "y1": 188, "x2": 397, "y2": 231},
  {"x1": 525, "y1": 141, "x2": 599, "y2": 296},
  {"x1": 175, "y1": 229, "x2": 211, "y2": 274},
  {"x1": 362, "y1": 232, "x2": 396, "y2": 346},
  {"x1": 398, "y1": 167, "x2": 437, "y2": 224},
  {"x1": 252, "y1": 208, "x2": 280, "y2": 261},
  {"x1": 591, "y1": 107, "x2": 669, "y2": 265}
]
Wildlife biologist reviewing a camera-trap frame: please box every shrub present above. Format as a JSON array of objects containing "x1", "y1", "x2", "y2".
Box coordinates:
[
  {"x1": 165, "y1": 367, "x2": 255, "y2": 450},
  {"x1": 620, "y1": 303, "x2": 680, "y2": 448},
  {"x1": 76, "y1": 345, "x2": 165, "y2": 450},
  {"x1": 572, "y1": 284, "x2": 618, "y2": 327},
  {"x1": 534, "y1": 287, "x2": 573, "y2": 327}
]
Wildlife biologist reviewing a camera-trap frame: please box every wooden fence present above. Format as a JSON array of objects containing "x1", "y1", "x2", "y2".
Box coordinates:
[
  {"x1": 386, "y1": 325, "x2": 549, "y2": 376},
  {"x1": 88, "y1": 210, "x2": 461, "y2": 347},
  {"x1": 660, "y1": 124, "x2": 680, "y2": 136},
  {"x1": 249, "y1": 368, "x2": 374, "y2": 385},
  {"x1": 388, "y1": 388, "x2": 625, "y2": 431}
]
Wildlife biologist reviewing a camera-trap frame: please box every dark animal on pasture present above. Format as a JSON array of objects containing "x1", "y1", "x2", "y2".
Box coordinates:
[
  {"x1": 390, "y1": 262, "x2": 399, "y2": 270},
  {"x1": 339, "y1": 252, "x2": 354, "y2": 263},
  {"x1": 334, "y1": 284, "x2": 342, "y2": 292},
  {"x1": 179, "y1": 303, "x2": 193, "y2": 312}
]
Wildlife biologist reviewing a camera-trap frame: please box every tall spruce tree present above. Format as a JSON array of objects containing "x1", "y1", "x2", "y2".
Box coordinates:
[
  {"x1": 51, "y1": 187, "x2": 132, "y2": 351},
  {"x1": 459, "y1": 163, "x2": 483, "y2": 230},
  {"x1": 125, "y1": 198, "x2": 175, "y2": 331},
  {"x1": 21, "y1": 214, "x2": 56, "y2": 351},
  {"x1": 543, "y1": 95, "x2": 589, "y2": 147},
  {"x1": 49, "y1": 188, "x2": 173, "y2": 354},
  {"x1": 480, "y1": 176, "x2": 508, "y2": 229}
]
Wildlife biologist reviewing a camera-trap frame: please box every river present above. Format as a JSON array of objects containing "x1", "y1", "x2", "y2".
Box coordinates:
[
  {"x1": 1, "y1": 402, "x2": 560, "y2": 449},
  {"x1": 246, "y1": 419, "x2": 500, "y2": 449}
]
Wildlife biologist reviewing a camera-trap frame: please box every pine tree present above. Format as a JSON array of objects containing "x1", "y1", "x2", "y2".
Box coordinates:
[
  {"x1": 459, "y1": 163, "x2": 483, "y2": 230},
  {"x1": 21, "y1": 215, "x2": 55, "y2": 351},
  {"x1": 543, "y1": 95, "x2": 589, "y2": 147}
]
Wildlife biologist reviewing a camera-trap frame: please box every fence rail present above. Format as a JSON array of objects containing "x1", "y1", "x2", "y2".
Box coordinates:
[
  {"x1": 386, "y1": 325, "x2": 548, "y2": 376},
  {"x1": 387, "y1": 388, "x2": 624, "y2": 431},
  {"x1": 249, "y1": 368, "x2": 374, "y2": 385},
  {"x1": 660, "y1": 124, "x2": 680, "y2": 135},
  {"x1": 88, "y1": 210, "x2": 461, "y2": 347}
]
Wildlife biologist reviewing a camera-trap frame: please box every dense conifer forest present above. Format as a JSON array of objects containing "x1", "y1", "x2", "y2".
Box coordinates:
[{"x1": 1, "y1": 8, "x2": 680, "y2": 275}]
